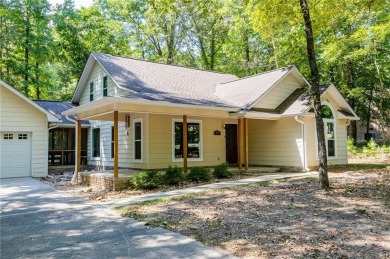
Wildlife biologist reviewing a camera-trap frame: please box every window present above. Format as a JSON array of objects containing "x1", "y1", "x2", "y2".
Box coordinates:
[
  {"x1": 4, "y1": 134, "x2": 13, "y2": 139},
  {"x1": 18, "y1": 134, "x2": 27, "y2": 139},
  {"x1": 173, "y1": 120, "x2": 202, "y2": 161},
  {"x1": 322, "y1": 104, "x2": 336, "y2": 158},
  {"x1": 89, "y1": 82, "x2": 94, "y2": 101},
  {"x1": 133, "y1": 119, "x2": 142, "y2": 161},
  {"x1": 92, "y1": 128, "x2": 100, "y2": 158},
  {"x1": 111, "y1": 126, "x2": 114, "y2": 159},
  {"x1": 103, "y1": 76, "x2": 108, "y2": 97}
]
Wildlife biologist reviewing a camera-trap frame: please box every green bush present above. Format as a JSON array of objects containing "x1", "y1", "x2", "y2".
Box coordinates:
[
  {"x1": 164, "y1": 166, "x2": 184, "y2": 185},
  {"x1": 213, "y1": 162, "x2": 232, "y2": 178},
  {"x1": 132, "y1": 171, "x2": 160, "y2": 189},
  {"x1": 347, "y1": 137, "x2": 359, "y2": 155},
  {"x1": 381, "y1": 144, "x2": 390, "y2": 154},
  {"x1": 363, "y1": 138, "x2": 379, "y2": 155},
  {"x1": 187, "y1": 167, "x2": 212, "y2": 182}
]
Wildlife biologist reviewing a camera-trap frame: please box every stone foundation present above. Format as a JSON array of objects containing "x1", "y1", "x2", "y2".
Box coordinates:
[{"x1": 79, "y1": 172, "x2": 132, "y2": 191}]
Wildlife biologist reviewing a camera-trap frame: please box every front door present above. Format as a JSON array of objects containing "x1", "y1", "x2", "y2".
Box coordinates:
[{"x1": 225, "y1": 124, "x2": 238, "y2": 165}]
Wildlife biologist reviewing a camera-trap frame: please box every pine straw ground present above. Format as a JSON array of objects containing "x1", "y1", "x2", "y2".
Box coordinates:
[{"x1": 116, "y1": 164, "x2": 390, "y2": 259}]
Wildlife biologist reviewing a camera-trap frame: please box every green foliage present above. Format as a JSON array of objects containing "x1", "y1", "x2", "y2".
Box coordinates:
[
  {"x1": 347, "y1": 137, "x2": 359, "y2": 155},
  {"x1": 187, "y1": 167, "x2": 212, "y2": 182},
  {"x1": 363, "y1": 138, "x2": 379, "y2": 155},
  {"x1": 164, "y1": 166, "x2": 184, "y2": 185},
  {"x1": 213, "y1": 162, "x2": 232, "y2": 179},
  {"x1": 132, "y1": 171, "x2": 160, "y2": 189}
]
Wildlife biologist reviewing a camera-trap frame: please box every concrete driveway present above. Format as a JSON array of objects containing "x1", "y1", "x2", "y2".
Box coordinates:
[{"x1": 0, "y1": 178, "x2": 234, "y2": 259}]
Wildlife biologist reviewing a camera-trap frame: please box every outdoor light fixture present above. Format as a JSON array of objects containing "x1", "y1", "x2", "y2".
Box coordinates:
[{"x1": 125, "y1": 114, "x2": 131, "y2": 130}]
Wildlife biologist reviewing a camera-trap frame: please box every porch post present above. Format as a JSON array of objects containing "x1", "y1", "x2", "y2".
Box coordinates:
[
  {"x1": 238, "y1": 118, "x2": 242, "y2": 170},
  {"x1": 183, "y1": 115, "x2": 188, "y2": 173},
  {"x1": 114, "y1": 111, "x2": 119, "y2": 178},
  {"x1": 77, "y1": 120, "x2": 81, "y2": 173},
  {"x1": 244, "y1": 118, "x2": 249, "y2": 170}
]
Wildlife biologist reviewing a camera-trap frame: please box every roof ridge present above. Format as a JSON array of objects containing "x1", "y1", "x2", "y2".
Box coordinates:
[
  {"x1": 91, "y1": 51, "x2": 238, "y2": 77},
  {"x1": 218, "y1": 65, "x2": 294, "y2": 85}
]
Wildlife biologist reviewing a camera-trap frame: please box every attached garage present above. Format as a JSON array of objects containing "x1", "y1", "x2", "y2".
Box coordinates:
[{"x1": 0, "y1": 80, "x2": 59, "y2": 178}]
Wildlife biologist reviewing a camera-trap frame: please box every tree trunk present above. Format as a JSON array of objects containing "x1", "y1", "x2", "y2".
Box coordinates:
[
  {"x1": 299, "y1": 0, "x2": 329, "y2": 190},
  {"x1": 244, "y1": 29, "x2": 250, "y2": 75},
  {"x1": 35, "y1": 61, "x2": 40, "y2": 99},
  {"x1": 347, "y1": 62, "x2": 357, "y2": 144},
  {"x1": 24, "y1": 15, "x2": 30, "y2": 96}
]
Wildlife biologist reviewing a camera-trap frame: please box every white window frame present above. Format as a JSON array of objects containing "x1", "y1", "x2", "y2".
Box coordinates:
[
  {"x1": 315, "y1": 101, "x2": 337, "y2": 160},
  {"x1": 102, "y1": 75, "x2": 108, "y2": 97},
  {"x1": 89, "y1": 81, "x2": 94, "y2": 101},
  {"x1": 133, "y1": 118, "x2": 143, "y2": 163},
  {"x1": 172, "y1": 119, "x2": 203, "y2": 162},
  {"x1": 91, "y1": 127, "x2": 101, "y2": 159}
]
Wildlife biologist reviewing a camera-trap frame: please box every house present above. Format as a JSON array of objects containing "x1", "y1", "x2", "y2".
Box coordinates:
[
  {"x1": 33, "y1": 100, "x2": 90, "y2": 168},
  {"x1": 63, "y1": 52, "x2": 359, "y2": 177},
  {"x1": 0, "y1": 80, "x2": 59, "y2": 178}
]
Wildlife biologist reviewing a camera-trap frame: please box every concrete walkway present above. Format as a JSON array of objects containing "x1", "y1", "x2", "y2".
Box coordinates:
[
  {"x1": 103, "y1": 172, "x2": 317, "y2": 208},
  {"x1": 0, "y1": 177, "x2": 235, "y2": 259}
]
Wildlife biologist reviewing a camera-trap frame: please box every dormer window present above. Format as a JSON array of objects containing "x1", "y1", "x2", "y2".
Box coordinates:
[
  {"x1": 89, "y1": 82, "x2": 94, "y2": 101},
  {"x1": 103, "y1": 76, "x2": 108, "y2": 97}
]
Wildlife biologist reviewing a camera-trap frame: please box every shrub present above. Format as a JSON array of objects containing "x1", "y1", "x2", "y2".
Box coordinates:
[
  {"x1": 363, "y1": 138, "x2": 379, "y2": 155},
  {"x1": 347, "y1": 137, "x2": 359, "y2": 155},
  {"x1": 213, "y1": 162, "x2": 232, "y2": 178},
  {"x1": 164, "y1": 166, "x2": 184, "y2": 185},
  {"x1": 187, "y1": 167, "x2": 212, "y2": 182},
  {"x1": 132, "y1": 171, "x2": 160, "y2": 189}
]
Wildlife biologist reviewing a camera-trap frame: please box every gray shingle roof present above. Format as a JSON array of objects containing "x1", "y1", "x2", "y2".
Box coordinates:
[
  {"x1": 34, "y1": 100, "x2": 89, "y2": 125},
  {"x1": 282, "y1": 84, "x2": 332, "y2": 116},
  {"x1": 215, "y1": 67, "x2": 293, "y2": 108},
  {"x1": 92, "y1": 52, "x2": 238, "y2": 107}
]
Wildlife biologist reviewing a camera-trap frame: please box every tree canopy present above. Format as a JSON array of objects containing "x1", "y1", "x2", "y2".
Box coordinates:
[{"x1": 1, "y1": 0, "x2": 389, "y2": 134}]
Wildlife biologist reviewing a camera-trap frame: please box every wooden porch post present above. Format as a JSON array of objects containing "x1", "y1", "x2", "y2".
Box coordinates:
[
  {"x1": 183, "y1": 115, "x2": 188, "y2": 173},
  {"x1": 238, "y1": 118, "x2": 242, "y2": 170},
  {"x1": 114, "y1": 111, "x2": 119, "y2": 178},
  {"x1": 77, "y1": 120, "x2": 81, "y2": 173},
  {"x1": 244, "y1": 118, "x2": 249, "y2": 170}
]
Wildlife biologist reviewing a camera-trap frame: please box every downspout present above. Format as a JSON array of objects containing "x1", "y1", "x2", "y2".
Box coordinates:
[
  {"x1": 295, "y1": 115, "x2": 310, "y2": 171},
  {"x1": 66, "y1": 114, "x2": 79, "y2": 184}
]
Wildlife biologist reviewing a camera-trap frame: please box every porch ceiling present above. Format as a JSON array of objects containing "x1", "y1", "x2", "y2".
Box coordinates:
[{"x1": 62, "y1": 97, "x2": 236, "y2": 120}]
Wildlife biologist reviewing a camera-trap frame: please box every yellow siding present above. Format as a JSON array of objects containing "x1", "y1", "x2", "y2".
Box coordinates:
[
  {"x1": 305, "y1": 92, "x2": 349, "y2": 167},
  {"x1": 148, "y1": 114, "x2": 237, "y2": 169},
  {"x1": 248, "y1": 117, "x2": 304, "y2": 167},
  {"x1": 88, "y1": 113, "x2": 149, "y2": 170},
  {"x1": 79, "y1": 62, "x2": 130, "y2": 105},
  {"x1": 0, "y1": 86, "x2": 48, "y2": 177},
  {"x1": 253, "y1": 74, "x2": 302, "y2": 109}
]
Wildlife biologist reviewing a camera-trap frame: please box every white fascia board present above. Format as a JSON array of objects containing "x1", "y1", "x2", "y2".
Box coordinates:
[
  {"x1": 248, "y1": 65, "x2": 308, "y2": 109},
  {"x1": 92, "y1": 53, "x2": 135, "y2": 94},
  {"x1": 321, "y1": 84, "x2": 359, "y2": 118},
  {"x1": 1, "y1": 80, "x2": 59, "y2": 122},
  {"x1": 62, "y1": 96, "x2": 237, "y2": 116},
  {"x1": 71, "y1": 55, "x2": 96, "y2": 104}
]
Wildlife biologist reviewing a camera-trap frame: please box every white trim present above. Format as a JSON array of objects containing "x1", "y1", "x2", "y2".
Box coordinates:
[
  {"x1": 248, "y1": 66, "x2": 309, "y2": 109},
  {"x1": 0, "y1": 80, "x2": 59, "y2": 122},
  {"x1": 171, "y1": 118, "x2": 203, "y2": 162},
  {"x1": 133, "y1": 118, "x2": 143, "y2": 163},
  {"x1": 91, "y1": 127, "x2": 101, "y2": 159},
  {"x1": 314, "y1": 102, "x2": 338, "y2": 160}
]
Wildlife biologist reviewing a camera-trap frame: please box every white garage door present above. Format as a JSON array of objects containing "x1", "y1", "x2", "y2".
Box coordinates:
[{"x1": 0, "y1": 132, "x2": 32, "y2": 178}]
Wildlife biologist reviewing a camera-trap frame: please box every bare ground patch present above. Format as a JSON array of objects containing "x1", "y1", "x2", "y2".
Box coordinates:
[{"x1": 116, "y1": 167, "x2": 390, "y2": 258}]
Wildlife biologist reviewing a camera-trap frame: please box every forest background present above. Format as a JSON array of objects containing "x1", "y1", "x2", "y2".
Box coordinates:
[{"x1": 1, "y1": 0, "x2": 389, "y2": 141}]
